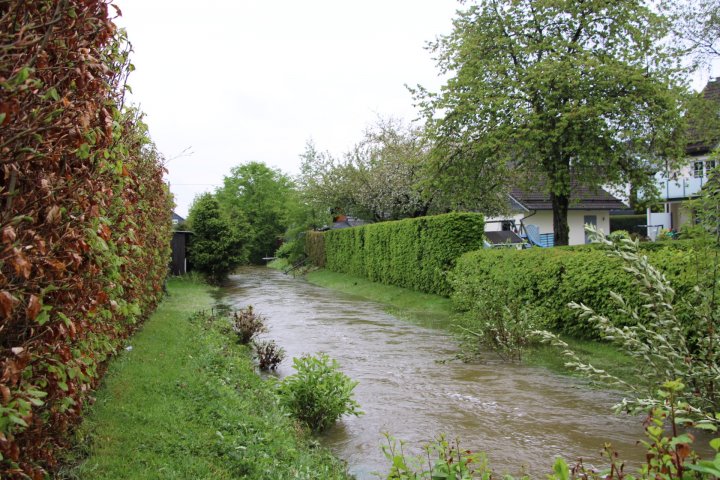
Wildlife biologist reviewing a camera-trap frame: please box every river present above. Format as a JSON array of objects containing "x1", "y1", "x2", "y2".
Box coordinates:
[{"x1": 220, "y1": 267, "x2": 647, "y2": 478}]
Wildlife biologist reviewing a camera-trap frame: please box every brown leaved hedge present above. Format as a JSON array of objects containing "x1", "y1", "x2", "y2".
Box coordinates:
[{"x1": 0, "y1": 2, "x2": 173, "y2": 477}]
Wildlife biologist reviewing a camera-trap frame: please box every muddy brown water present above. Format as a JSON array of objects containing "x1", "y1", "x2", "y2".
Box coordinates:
[{"x1": 220, "y1": 267, "x2": 648, "y2": 478}]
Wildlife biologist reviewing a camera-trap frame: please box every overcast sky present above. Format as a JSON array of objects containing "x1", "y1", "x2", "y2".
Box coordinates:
[
  {"x1": 115, "y1": 1, "x2": 720, "y2": 217},
  {"x1": 115, "y1": 1, "x2": 459, "y2": 217}
]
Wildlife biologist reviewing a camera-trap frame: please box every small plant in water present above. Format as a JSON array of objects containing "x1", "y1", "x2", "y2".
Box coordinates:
[
  {"x1": 277, "y1": 353, "x2": 362, "y2": 432},
  {"x1": 253, "y1": 339, "x2": 285, "y2": 371},
  {"x1": 231, "y1": 305, "x2": 267, "y2": 344},
  {"x1": 381, "y1": 433, "x2": 490, "y2": 480}
]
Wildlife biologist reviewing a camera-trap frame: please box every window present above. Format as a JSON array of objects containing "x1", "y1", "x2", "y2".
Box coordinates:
[
  {"x1": 694, "y1": 161, "x2": 704, "y2": 178},
  {"x1": 707, "y1": 160, "x2": 716, "y2": 175}
]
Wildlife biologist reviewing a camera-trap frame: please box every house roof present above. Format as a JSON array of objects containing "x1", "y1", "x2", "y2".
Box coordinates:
[
  {"x1": 687, "y1": 78, "x2": 720, "y2": 155},
  {"x1": 510, "y1": 181, "x2": 626, "y2": 211},
  {"x1": 172, "y1": 212, "x2": 185, "y2": 222}
]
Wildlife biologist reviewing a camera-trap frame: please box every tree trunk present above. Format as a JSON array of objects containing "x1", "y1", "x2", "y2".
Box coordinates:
[{"x1": 551, "y1": 191, "x2": 570, "y2": 246}]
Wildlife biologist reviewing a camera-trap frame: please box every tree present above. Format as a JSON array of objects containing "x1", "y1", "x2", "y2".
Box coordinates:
[
  {"x1": 299, "y1": 119, "x2": 449, "y2": 223},
  {"x1": 415, "y1": 0, "x2": 686, "y2": 245},
  {"x1": 187, "y1": 193, "x2": 249, "y2": 283},
  {"x1": 215, "y1": 162, "x2": 293, "y2": 264},
  {"x1": 670, "y1": 0, "x2": 720, "y2": 67}
]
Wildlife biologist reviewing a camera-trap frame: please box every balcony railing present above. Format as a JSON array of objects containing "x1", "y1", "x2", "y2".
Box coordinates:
[{"x1": 655, "y1": 174, "x2": 705, "y2": 200}]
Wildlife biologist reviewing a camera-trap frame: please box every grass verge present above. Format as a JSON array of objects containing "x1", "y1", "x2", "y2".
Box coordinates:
[
  {"x1": 61, "y1": 276, "x2": 349, "y2": 480},
  {"x1": 305, "y1": 269, "x2": 453, "y2": 327},
  {"x1": 301, "y1": 268, "x2": 641, "y2": 385}
]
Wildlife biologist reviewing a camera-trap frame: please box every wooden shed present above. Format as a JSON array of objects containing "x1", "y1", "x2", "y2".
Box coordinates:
[{"x1": 170, "y1": 231, "x2": 192, "y2": 275}]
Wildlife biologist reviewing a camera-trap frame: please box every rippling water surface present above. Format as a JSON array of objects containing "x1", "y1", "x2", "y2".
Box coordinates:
[{"x1": 221, "y1": 267, "x2": 647, "y2": 478}]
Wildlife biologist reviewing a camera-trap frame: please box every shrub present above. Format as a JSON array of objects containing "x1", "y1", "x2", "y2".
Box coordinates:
[
  {"x1": 450, "y1": 241, "x2": 702, "y2": 339},
  {"x1": 187, "y1": 193, "x2": 249, "y2": 284},
  {"x1": 535, "y1": 227, "x2": 720, "y2": 419},
  {"x1": 231, "y1": 306, "x2": 267, "y2": 344},
  {"x1": 277, "y1": 354, "x2": 362, "y2": 432},
  {"x1": 253, "y1": 340, "x2": 285, "y2": 371},
  {"x1": 323, "y1": 213, "x2": 485, "y2": 296}
]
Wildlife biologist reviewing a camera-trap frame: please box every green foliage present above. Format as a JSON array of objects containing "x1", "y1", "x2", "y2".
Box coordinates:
[
  {"x1": 230, "y1": 305, "x2": 267, "y2": 344},
  {"x1": 187, "y1": 193, "x2": 248, "y2": 284},
  {"x1": 381, "y1": 434, "x2": 490, "y2": 480},
  {"x1": 277, "y1": 353, "x2": 362, "y2": 433},
  {"x1": 414, "y1": 0, "x2": 686, "y2": 245},
  {"x1": 455, "y1": 282, "x2": 542, "y2": 362},
  {"x1": 216, "y1": 162, "x2": 294, "y2": 264},
  {"x1": 0, "y1": 3, "x2": 172, "y2": 476},
  {"x1": 323, "y1": 213, "x2": 485, "y2": 296},
  {"x1": 68, "y1": 278, "x2": 350, "y2": 479},
  {"x1": 298, "y1": 119, "x2": 445, "y2": 224},
  {"x1": 450, "y1": 242, "x2": 702, "y2": 339},
  {"x1": 535, "y1": 227, "x2": 720, "y2": 419}
]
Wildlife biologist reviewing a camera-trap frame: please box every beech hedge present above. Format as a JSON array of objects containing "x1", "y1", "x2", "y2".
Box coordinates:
[
  {"x1": 0, "y1": 3, "x2": 172, "y2": 477},
  {"x1": 450, "y1": 242, "x2": 702, "y2": 338},
  {"x1": 320, "y1": 213, "x2": 485, "y2": 296}
]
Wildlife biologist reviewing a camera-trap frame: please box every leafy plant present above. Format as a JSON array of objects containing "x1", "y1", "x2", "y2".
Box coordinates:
[
  {"x1": 455, "y1": 283, "x2": 541, "y2": 362},
  {"x1": 277, "y1": 353, "x2": 362, "y2": 432},
  {"x1": 253, "y1": 339, "x2": 285, "y2": 371},
  {"x1": 231, "y1": 306, "x2": 267, "y2": 344},
  {"x1": 535, "y1": 226, "x2": 720, "y2": 421},
  {"x1": 381, "y1": 433, "x2": 491, "y2": 480}
]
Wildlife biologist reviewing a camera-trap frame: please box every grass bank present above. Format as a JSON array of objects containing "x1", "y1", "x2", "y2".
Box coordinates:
[
  {"x1": 286, "y1": 265, "x2": 639, "y2": 384},
  {"x1": 62, "y1": 276, "x2": 349, "y2": 479}
]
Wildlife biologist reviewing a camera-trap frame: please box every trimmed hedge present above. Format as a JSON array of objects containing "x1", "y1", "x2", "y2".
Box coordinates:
[
  {"x1": 321, "y1": 213, "x2": 485, "y2": 296},
  {"x1": 450, "y1": 242, "x2": 704, "y2": 338}
]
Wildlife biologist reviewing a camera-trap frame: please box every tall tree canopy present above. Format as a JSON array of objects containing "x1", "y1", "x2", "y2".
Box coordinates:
[
  {"x1": 216, "y1": 162, "x2": 294, "y2": 263},
  {"x1": 415, "y1": 0, "x2": 687, "y2": 245}
]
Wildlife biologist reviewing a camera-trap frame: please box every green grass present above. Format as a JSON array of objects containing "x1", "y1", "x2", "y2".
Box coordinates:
[
  {"x1": 305, "y1": 269, "x2": 453, "y2": 327},
  {"x1": 62, "y1": 276, "x2": 349, "y2": 480},
  {"x1": 302, "y1": 268, "x2": 641, "y2": 384}
]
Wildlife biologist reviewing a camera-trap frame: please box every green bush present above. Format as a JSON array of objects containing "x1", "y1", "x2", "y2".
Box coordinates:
[
  {"x1": 451, "y1": 242, "x2": 703, "y2": 338},
  {"x1": 277, "y1": 354, "x2": 362, "y2": 432},
  {"x1": 323, "y1": 213, "x2": 485, "y2": 296}
]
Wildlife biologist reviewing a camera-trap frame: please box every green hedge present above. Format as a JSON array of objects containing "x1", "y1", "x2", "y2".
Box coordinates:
[
  {"x1": 450, "y1": 242, "x2": 703, "y2": 338},
  {"x1": 322, "y1": 213, "x2": 485, "y2": 296}
]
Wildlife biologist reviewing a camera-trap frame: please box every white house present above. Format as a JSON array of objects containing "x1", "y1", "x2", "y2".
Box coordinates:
[
  {"x1": 647, "y1": 78, "x2": 719, "y2": 239},
  {"x1": 486, "y1": 183, "x2": 627, "y2": 246}
]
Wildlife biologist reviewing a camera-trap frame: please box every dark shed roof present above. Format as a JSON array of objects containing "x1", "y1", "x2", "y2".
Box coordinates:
[{"x1": 510, "y1": 181, "x2": 626, "y2": 211}]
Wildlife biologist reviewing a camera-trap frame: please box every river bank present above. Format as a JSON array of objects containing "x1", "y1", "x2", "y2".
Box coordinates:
[
  {"x1": 269, "y1": 260, "x2": 638, "y2": 384},
  {"x1": 61, "y1": 276, "x2": 350, "y2": 479},
  {"x1": 226, "y1": 266, "x2": 649, "y2": 478}
]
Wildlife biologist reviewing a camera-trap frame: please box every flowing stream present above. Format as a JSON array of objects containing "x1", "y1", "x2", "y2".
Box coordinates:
[{"x1": 220, "y1": 267, "x2": 648, "y2": 478}]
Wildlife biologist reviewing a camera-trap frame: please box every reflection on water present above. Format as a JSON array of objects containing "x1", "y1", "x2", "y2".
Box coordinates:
[{"x1": 221, "y1": 267, "x2": 647, "y2": 479}]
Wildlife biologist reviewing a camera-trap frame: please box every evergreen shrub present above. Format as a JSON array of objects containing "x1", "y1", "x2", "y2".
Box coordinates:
[{"x1": 322, "y1": 213, "x2": 485, "y2": 296}]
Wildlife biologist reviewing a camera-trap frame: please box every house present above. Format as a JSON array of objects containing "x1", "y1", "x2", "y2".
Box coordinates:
[
  {"x1": 485, "y1": 182, "x2": 627, "y2": 246},
  {"x1": 172, "y1": 212, "x2": 185, "y2": 226},
  {"x1": 647, "y1": 78, "x2": 719, "y2": 238}
]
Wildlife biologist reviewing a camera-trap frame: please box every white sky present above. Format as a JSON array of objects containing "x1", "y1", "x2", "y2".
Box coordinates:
[
  {"x1": 115, "y1": 1, "x2": 720, "y2": 218},
  {"x1": 115, "y1": 1, "x2": 459, "y2": 217}
]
